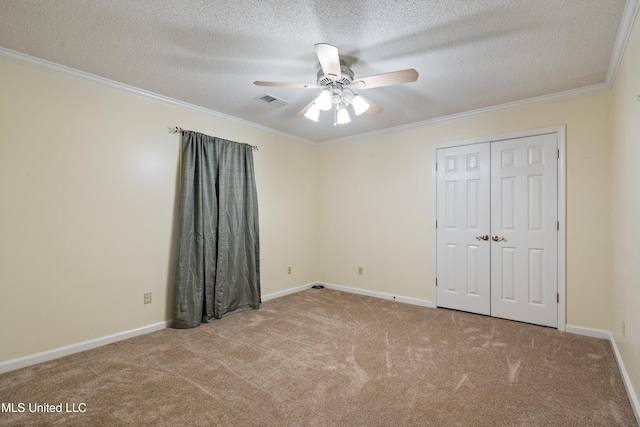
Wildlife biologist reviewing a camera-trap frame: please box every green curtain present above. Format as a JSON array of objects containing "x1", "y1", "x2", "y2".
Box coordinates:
[{"x1": 173, "y1": 131, "x2": 260, "y2": 329}]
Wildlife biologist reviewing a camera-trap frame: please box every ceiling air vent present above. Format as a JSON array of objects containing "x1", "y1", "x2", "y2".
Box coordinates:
[{"x1": 255, "y1": 93, "x2": 290, "y2": 108}]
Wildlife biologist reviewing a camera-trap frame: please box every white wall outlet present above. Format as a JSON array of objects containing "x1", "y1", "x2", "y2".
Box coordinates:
[
  {"x1": 287, "y1": 266, "x2": 292, "y2": 275},
  {"x1": 144, "y1": 292, "x2": 152, "y2": 304},
  {"x1": 358, "y1": 266, "x2": 363, "y2": 275},
  {"x1": 622, "y1": 320, "x2": 626, "y2": 337}
]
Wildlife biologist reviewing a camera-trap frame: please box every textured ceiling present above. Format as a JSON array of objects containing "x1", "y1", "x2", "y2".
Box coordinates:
[{"x1": 0, "y1": 0, "x2": 630, "y2": 143}]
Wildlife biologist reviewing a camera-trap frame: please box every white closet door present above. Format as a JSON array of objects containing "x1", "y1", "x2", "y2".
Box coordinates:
[
  {"x1": 490, "y1": 134, "x2": 558, "y2": 327},
  {"x1": 436, "y1": 143, "x2": 491, "y2": 315}
]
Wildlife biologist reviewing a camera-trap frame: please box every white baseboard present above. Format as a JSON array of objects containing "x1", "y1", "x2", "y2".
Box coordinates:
[
  {"x1": 0, "y1": 320, "x2": 171, "y2": 374},
  {"x1": 3, "y1": 289, "x2": 635, "y2": 426},
  {"x1": 566, "y1": 325, "x2": 639, "y2": 424},
  {"x1": 565, "y1": 324, "x2": 611, "y2": 340},
  {"x1": 609, "y1": 332, "x2": 640, "y2": 425},
  {"x1": 1, "y1": 282, "x2": 425, "y2": 374},
  {"x1": 317, "y1": 281, "x2": 435, "y2": 308},
  {"x1": 0, "y1": 284, "x2": 313, "y2": 374},
  {"x1": 261, "y1": 283, "x2": 316, "y2": 302}
]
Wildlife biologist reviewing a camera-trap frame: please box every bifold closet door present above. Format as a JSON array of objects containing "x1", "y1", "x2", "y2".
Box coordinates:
[
  {"x1": 436, "y1": 143, "x2": 491, "y2": 316},
  {"x1": 436, "y1": 133, "x2": 558, "y2": 327}
]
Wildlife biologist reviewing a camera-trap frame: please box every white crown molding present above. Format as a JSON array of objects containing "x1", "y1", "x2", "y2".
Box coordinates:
[
  {"x1": 321, "y1": 83, "x2": 608, "y2": 145},
  {"x1": 0, "y1": 47, "x2": 316, "y2": 146},
  {"x1": 322, "y1": 1, "x2": 639, "y2": 146},
  {"x1": 2, "y1": 0, "x2": 636, "y2": 147},
  {"x1": 606, "y1": 0, "x2": 640, "y2": 87}
]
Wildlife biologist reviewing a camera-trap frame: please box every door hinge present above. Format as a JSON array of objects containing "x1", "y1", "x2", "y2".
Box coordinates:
[
  {"x1": 557, "y1": 293, "x2": 559, "y2": 303},
  {"x1": 557, "y1": 149, "x2": 560, "y2": 159},
  {"x1": 557, "y1": 221, "x2": 560, "y2": 231},
  {"x1": 435, "y1": 220, "x2": 438, "y2": 229},
  {"x1": 436, "y1": 278, "x2": 438, "y2": 287},
  {"x1": 435, "y1": 162, "x2": 438, "y2": 171}
]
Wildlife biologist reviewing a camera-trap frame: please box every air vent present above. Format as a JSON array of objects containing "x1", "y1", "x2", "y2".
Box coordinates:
[{"x1": 255, "y1": 93, "x2": 289, "y2": 108}]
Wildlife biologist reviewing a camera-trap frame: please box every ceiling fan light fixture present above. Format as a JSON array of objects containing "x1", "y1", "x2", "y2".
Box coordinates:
[
  {"x1": 304, "y1": 103, "x2": 320, "y2": 122},
  {"x1": 316, "y1": 89, "x2": 332, "y2": 111},
  {"x1": 256, "y1": 44, "x2": 415, "y2": 125},
  {"x1": 352, "y1": 95, "x2": 370, "y2": 115},
  {"x1": 336, "y1": 107, "x2": 351, "y2": 124}
]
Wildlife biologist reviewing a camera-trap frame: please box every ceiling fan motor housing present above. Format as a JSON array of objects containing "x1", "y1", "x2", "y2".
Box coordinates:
[{"x1": 317, "y1": 61, "x2": 354, "y2": 87}]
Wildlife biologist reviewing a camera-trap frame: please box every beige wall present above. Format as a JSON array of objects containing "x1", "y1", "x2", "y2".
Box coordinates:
[
  {"x1": 0, "y1": 37, "x2": 629, "y2": 375},
  {"x1": 318, "y1": 91, "x2": 613, "y2": 330},
  {"x1": 0, "y1": 57, "x2": 318, "y2": 362},
  {"x1": 611, "y1": 8, "x2": 640, "y2": 407}
]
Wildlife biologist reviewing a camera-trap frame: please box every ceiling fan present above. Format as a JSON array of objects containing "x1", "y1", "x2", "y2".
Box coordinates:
[{"x1": 254, "y1": 43, "x2": 419, "y2": 125}]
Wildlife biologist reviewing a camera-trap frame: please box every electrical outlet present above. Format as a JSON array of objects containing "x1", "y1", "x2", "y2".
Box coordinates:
[
  {"x1": 622, "y1": 320, "x2": 626, "y2": 337},
  {"x1": 287, "y1": 266, "x2": 292, "y2": 275},
  {"x1": 358, "y1": 266, "x2": 363, "y2": 275},
  {"x1": 144, "y1": 292, "x2": 152, "y2": 304}
]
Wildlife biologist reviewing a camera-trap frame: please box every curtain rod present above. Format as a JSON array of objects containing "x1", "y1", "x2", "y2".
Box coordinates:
[{"x1": 169, "y1": 127, "x2": 258, "y2": 151}]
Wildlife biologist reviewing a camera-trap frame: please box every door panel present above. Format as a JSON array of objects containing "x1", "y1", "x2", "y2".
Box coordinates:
[
  {"x1": 490, "y1": 134, "x2": 558, "y2": 327},
  {"x1": 436, "y1": 143, "x2": 491, "y2": 315}
]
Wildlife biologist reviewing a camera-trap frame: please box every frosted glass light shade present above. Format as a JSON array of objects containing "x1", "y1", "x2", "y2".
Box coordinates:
[
  {"x1": 336, "y1": 108, "x2": 351, "y2": 124},
  {"x1": 352, "y1": 95, "x2": 370, "y2": 115},
  {"x1": 316, "y1": 90, "x2": 332, "y2": 111},
  {"x1": 304, "y1": 103, "x2": 320, "y2": 122}
]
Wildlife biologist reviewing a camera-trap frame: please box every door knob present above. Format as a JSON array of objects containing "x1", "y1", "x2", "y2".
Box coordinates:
[
  {"x1": 492, "y1": 235, "x2": 506, "y2": 242},
  {"x1": 475, "y1": 235, "x2": 489, "y2": 241}
]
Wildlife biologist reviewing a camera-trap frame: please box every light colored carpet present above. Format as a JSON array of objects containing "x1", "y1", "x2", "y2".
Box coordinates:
[{"x1": 0, "y1": 288, "x2": 636, "y2": 426}]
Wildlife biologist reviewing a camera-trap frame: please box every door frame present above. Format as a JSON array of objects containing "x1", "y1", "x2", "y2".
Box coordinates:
[{"x1": 431, "y1": 125, "x2": 566, "y2": 331}]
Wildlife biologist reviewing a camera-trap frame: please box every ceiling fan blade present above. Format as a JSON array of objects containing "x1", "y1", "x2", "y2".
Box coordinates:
[
  {"x1": 358, "y1": 95, "x2": 384, "y2": 115},
  {"x1": 254, "y1": 81, "x2": 316, "y2": 88},
  {"x1": 297, "y1": 100, "x2": 314, "y2": 116},
  {"x1": 297, "y1": 98, "x2": 318, "y2": 116},
  {"x1": 315, "y1": 43, "x2": 341, "y2": 81},
  {"x1": 352, "y1": 69, "x2": 419, "y2": 89}
]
